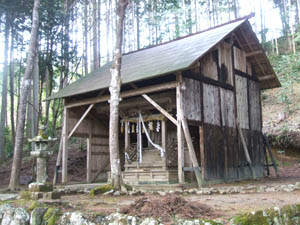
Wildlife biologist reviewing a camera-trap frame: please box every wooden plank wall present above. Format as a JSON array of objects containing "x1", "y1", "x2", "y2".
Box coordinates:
[
  {"x1": 182, "y1": 78, "x2": 201, "y2": 121},
  {"x1": 68, "y1": 109, "x2": 110, "y2": 181},
  {"x1": 219, "y1": 41, "x2": 233, "y2": 85},
  {"x1": 201, "y1": 51, "x2": 218, "y2": 80},
  {"x1": 181, "y1": 42, "x2": 264, "y2": 182},
  {"x1": 234, "y1": 46, "x2": 264, "y2": 179}
]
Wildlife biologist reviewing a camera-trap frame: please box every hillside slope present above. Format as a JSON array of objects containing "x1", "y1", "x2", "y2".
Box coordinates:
[{"x1": 262, "y1": 53, "x2": 300, "y2": 149}]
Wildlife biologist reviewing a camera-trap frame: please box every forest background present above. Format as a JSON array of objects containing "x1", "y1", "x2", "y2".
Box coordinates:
[{"x1": 0, "y1": 0, "x2": 299, "y2": 164}]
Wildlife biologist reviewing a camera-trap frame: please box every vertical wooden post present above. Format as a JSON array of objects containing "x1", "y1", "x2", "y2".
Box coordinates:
[
  {"x1": 176, "y1": 73, "x2": 184, "y2": 184},
  {"x1": 162, "y1": 119, "x2": 167, "y2": 169},
  {"x1": 62, "y1": 107, "x2": 69, "y2": 184},
  {"x1": 125, "y1": 121, "x2": 130, "y2": 152},
  {"x1": 87, "y1": 121, "x2": 92, "y2": 182},
  {"x1": 139, "y1": 119, "x2": 142, "y2": 162},
  {"x1": 181, "y1": 117, "x2": 203, "y2": 187},
  {"x1": 199, "y1": 125, "x2": 205, "y2": 179}
]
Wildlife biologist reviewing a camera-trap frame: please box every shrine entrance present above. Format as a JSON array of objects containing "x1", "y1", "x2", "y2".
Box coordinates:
[{"x1": 119, "y1": 113, "x2": 178, "y2": 185}]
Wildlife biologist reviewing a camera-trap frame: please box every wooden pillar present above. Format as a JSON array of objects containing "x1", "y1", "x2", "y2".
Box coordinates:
[
  {"x1": 176, "y1": 73, "x2": 184, "y2": 184},
  {"x1": 181, "y1": 117, "x2": 203, "y2": 187},
  {"x1": 125, "y1": 121, "x2": 130, "y2": 151},
  {"x1": 62, "y1": 107, "x2": 69, "y2": 184},
  {"x1": 199, "y1": 125, "x2": 205, "y2": 179},
  {"x1": 87, "y1": 121, "x2": 92, "y2": 182},
  {"x1": 162, "y1": 119, "x2": 167, "y2": 169}
]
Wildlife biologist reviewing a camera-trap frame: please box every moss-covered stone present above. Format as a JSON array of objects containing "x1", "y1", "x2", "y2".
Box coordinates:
[
  {"x1": 31, "y1": 207, "x2": 47, "y2": 225},
  {"x1": 90, "y1": 184, "x2": 114, "y2": 196},
  {"x1": 232, "y1": 204, "x2": 300, "y2": 225},
  {"x1": 42, "y1": 208, "x2": 60, "y2": 225},
  {"x1": 233, "y1": 211, "x2": 269, "y2": 225},
  {"x1": 28, "y1": 201, "x2": 41, "y2": 211},
  {"x1": 29, "y1": 182, "x2": 53, "y2": 192},
  {"x1": 19, "y1": 191, "x2": 32, "y2": 200}
]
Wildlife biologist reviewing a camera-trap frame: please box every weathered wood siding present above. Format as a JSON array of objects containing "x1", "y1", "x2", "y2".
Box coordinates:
[
  {"x1": 219, "y1": 41, "x2": 233, "y2": 84},
  {"x1": 235, "y1": 76, "x2": 249, "y2": 129},
  {"x1": 233, "y1": 47, "x2": 246, "y2": 72},
  {"x1": 180, "y1": 42, "x2": 264, "y2": 182},
  {"x1": 68, "y1": 109, "x2": 110, "y2": 181},
  {"x1": 249, "y1": 80, "x2": 261, "y2": 131},
  {"x1": 203, "y1": 83, "x2": 220, "y2": 126},
  {"x1": 201, "y1": 51, "x2": 218, "y2": 80},
  {"x1": 89, "y1": 121, "x2": 110, "y2": 176},
  {"x1": 182, "y1": 78, "x2": 201, "y2": 121},
  {"x1": 220, "y1": 89, "x2": 235, "y2": 128}
]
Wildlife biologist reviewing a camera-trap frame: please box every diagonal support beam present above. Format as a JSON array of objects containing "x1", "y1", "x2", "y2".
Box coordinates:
[
  {"x1": 141, "y1": 94, "x2": 177, "y2": 126},
  {"x1": 130, "y1": 83, "x2": 178, "y2": 126},
  {"x1": 68, "y1": 104, "x2": 94, "y2": 139},
  {"x1": 181, "y1": 116, "x2": 203, "y2": 188}
]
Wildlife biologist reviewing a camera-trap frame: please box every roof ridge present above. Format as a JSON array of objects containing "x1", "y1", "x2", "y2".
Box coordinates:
[{"x1": 123, "y1": 13, "x2": 255, "y2": 56}]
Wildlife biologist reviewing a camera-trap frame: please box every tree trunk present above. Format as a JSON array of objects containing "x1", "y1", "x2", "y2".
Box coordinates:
[
  {"x1": 9, "y1": 0, "x2": 40, "y2": 190},
  {"x1": 109, "y1": 0, "x2": 128, "y2": 190},
  {"x1": 45, "y1": 67, "x2": 50, "y2": 129},
  {"x1": 92, "y1": 0, "x2": 99, "y2": 70},
  {"x1": 32, "y1": 49, "x2": 39, "y2": 139},
  {"x1": 106, "y1": 0, "x2": 111, "y2": 62},
  {"x1": 136, "y1": 0, "x2": 140, "y2": 50},
  {"x1": 83, "y1": 0, "x2": 89, "y2": 75},
  {"x1": 0, "y1": 15, "x2": 10, "y2": 161},
  {"x1": 26, "y1": 83, "x2": 33, "y2": 140},
  {"x1": 233, "y1": 0, "x2": 238, "y2": 19},
  {"x1": 98, "y1": 0, "x2": 101, "y2": 66},
  {"x1": 10, "y1": 23, "x2": 16, "y2": 149}
]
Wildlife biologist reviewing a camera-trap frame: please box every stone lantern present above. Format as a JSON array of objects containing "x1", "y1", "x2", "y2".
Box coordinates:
[{"x1": 28, "y1": 126, "x2": 60, "y2": 200}]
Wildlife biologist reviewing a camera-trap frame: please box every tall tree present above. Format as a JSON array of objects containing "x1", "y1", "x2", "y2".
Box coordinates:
[
  {"x1": 9, "y1": 19, "x2": 16, "y2": 148},
  {"x1": 9, "y1": 0, "x2": 40, "y2": 190},
  {"x1": 109, "y1": 0, "x2": 128, "y2": 190},
  {"x1": 0, "y1": 14, "x2": 11, "y2": 161},
  {"x1": 92, "y1": 0, "x2": 99, "y2": 70}
]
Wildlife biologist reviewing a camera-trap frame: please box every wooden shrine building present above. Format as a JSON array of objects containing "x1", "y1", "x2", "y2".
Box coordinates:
[{"x1": 48, "y1": 16, "x2": 280, "y2": 186}]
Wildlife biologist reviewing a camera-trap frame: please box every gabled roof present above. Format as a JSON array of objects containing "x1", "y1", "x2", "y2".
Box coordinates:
[{"x1": 48, "y1": 16, "x2": 280, "y2": 100}]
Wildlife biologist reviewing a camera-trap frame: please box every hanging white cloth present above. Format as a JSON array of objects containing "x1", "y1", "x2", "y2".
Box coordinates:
[{"x1": 139, "y1": 113, "x2": 165, "y2": 157}]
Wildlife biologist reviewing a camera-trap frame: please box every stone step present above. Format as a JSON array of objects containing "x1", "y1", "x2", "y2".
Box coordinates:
[
  {"x1": 125, "y1": 162, "x2": 164, "y2": 168},
  {"x1": 122, "y1": 169, "x2": 178, "y2": 185}
]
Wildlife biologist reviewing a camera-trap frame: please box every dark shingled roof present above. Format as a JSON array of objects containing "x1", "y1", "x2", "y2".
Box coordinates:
[{"x1": 48, "y1": 17, "x2": 280, "y2": 100}]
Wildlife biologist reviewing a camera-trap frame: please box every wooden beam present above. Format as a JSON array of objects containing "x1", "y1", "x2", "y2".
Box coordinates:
[
  {"x1": 239, "y1": 28, "x2": 266, "y2": 76},
  {"x1": 162, "y1": 120, "x2": 167, "y2": 169},
  {"x1": 181, "y1": 117, "x2": 203, "y2": 188},
  {"x1": 53, "y1": 127, "x2": 63, "y2": 186},
  {"x1": 237, "y1": 123, "x2": 256, "y2": 179},
  {"x1": 199, "y1": 125, "x2": 205, "y2": 179},
  {"x1": 246, "y1": 50, "x2": 263, "y2": 57},
  {"x1": 262, "y1": 134, "x2": 279, "y2": 177},
  {"x1": 62, "y1": 107, "x2": 69, "y2": 184},
  {"x1": 66, "y1": 81, "x2": 179, "y2": 108},
  {"x1": 99, "y1": 95, "x2": 174, "y2": 112},
  {"x1": 125, "y1": 121, "x2": 130, "y2": 152},
  {"x1": 234, "y1": 69, "x2": 259, "y2": 82},
  {"x1": 258, "y1": 75, "x2": 274, "y2": 81},
  {"x1": 182, "y1": 72, "x2": 234, "y2": 92},
  {"x1": 176, "y1": 73, "x2": 185, "y2": 184},
  {"x1": 87, "y1": 122, "x2": 92, "y2": 182},
  {"x1": 129, "y1": 83, "x2": 178, "y2": 126},
  {"x1": 68, "y1": 104, "x2": 94, "y2": 139},
  {"x1": 141, "y1": 95, "x2": 177, "y2": 125}
]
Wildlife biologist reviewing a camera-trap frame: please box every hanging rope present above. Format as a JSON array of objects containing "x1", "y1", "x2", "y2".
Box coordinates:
[{"x1": 139, "y1": 113, "x2": 165, "y2": 157}]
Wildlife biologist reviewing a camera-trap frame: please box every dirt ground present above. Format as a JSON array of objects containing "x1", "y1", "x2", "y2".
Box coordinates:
[
  {"x1": 58, "y1": 189, "x2": 300, "y2": 223},
  {"x1": 1, "y1": 144, "x2": 300, "y2": 222}
]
